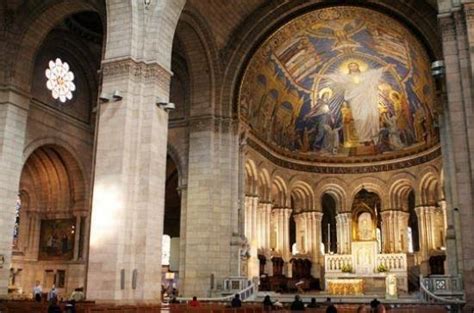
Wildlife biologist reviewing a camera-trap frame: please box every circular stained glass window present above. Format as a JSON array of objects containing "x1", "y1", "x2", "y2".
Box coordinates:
[{"x1": 45, "y1": 58, "x2": 76, "y2": 103}]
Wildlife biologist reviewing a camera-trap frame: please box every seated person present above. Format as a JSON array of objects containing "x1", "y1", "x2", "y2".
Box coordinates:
[
  {"x1": 189, "y1": 296, "x2": 200, "y2": 307},
  {"x1": 231, "y1": 294, "x2": 242, "y2": 308},
  {"x1": 290, "y1": 295, "x2": 305, "y2": 311},
  {"x1": 307, "y1": 298, "x2": 318, "y2": 308}
]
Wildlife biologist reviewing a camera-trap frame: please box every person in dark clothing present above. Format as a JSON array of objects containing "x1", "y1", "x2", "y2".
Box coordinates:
[
  {"x1": 307, "y1": 297, "x2": 318, "y2": 308},
  {"x1": 326, "y1": 304, "x2": 337, "y2": 313},
  {"x1": 231, "y1": 294, "x2": 242, "y2": 308},
  {"x1": 370, "y1": 298, "x2": 381, "y2": 311},
  {"x1": 290, "y1": 295, "x2": 305, "y2": 311},
  {"x1": 263, "y1": 295, "x2": 274, "y2": 311},
  {"x1": 48, "y1": 298, "x2": 62, "y2": 313}
]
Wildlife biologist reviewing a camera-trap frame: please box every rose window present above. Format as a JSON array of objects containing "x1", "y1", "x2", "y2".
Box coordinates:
[{"x1": 45, "y1": 58, "x2": 76, "y2": 103}]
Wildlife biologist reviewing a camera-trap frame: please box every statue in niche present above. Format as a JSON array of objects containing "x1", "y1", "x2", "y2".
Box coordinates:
[{"x1": 358, "y1": 212, "x2": 374, "y2": 241}]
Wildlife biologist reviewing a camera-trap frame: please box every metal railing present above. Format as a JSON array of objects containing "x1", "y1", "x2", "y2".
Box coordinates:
[
  {"x1": 419, "y1": 275, "x2": 464, "y2": 307},
  {"x1": 176, "y1": 279, "x2": 256, "y2": 302}
]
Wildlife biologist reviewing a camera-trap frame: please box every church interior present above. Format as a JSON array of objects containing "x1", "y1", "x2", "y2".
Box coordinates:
[{"x1": 0, "y1": 0, "x2": 473, "y2": 312}]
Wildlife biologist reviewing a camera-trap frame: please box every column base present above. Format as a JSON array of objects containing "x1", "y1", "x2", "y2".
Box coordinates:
[{"x1": 311, "y1": 262, "x2": 321, "y2": 280}]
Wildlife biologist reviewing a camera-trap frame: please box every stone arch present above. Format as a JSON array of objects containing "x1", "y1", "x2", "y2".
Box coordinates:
[
  {"x1": 289, "y1": 180, "x2": 315, "y2": 212},
  {"x1": 271, "y1": 175, "x2": 288, "y2": 207},
  {"x1": 23, "y1": 137, "x2": 89, "y2": 186},
  {"x1": 175, "y1": 8, "x2": 219, "y2": 116},
  {"x1": 418, "y1": 171, "x2": 440, "y2": 206},
  {"x1": 349, "y1": 176, "x2": 387, "y2": 210},
  {"x1": 9, "y1": 1, "x2": 103, "y2": 91},
  {"x1": 245, "y1": 159, "x2": 258, "y2": 195},
  {"x1": 315, "y1": 178, "x2": 348, "y2": 213},
  {"x1": 387, "y1": 173, "x2": 416, "y2": 211},
  {"x1": 20, "y1": 144, "x2": 86, "y2": 214},
  {"x1": 167, "y1": 143, "x2": 186, "y2": 187},
  {"x1": 257, "y1": 168, "x2": 271, "y2": 201}
]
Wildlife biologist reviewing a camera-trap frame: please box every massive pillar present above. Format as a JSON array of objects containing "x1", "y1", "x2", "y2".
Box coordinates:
[
  {"x1": 437, "y1": 3, "x2": 474, "y2": 308},
  {"x1": 86, "y1": 59, "x2": 172, "y2": 303},
  {"x1": 86, "y1": 0, "x2": 185, "y2": 302},
  {"x1": 0, "y1": 89, "x2": 29, "y2": 298},
  {"x1": 182, "y1": 117, "x2": 240, "y2": 296}
]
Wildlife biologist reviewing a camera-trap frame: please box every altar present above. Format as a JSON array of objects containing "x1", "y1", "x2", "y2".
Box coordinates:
[{"x1": 327, "y1": 278, "x2": 363, "y2": 295}]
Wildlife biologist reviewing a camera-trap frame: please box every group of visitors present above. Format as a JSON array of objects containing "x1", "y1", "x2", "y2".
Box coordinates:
[
  {"x1": 32, "y1": 281, "x2": 85, "y2": 313},
  {"x1": 288, "y1": 296, "x2": 386, "y2": 313},
  {"x1": 186, "y1": 294, "x2": 386, "y2": 312}
]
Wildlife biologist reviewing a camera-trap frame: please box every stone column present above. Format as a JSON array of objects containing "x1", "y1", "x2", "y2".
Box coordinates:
[
  {"x1": 437, "y1": 7, "x2": 474, "y2": 296},
  {"x1": 294, "y1": 213, "x2": 303, "y2": 253},
  {"x1": 381, "y1": 211, "x2": 394, "y2": 253},
  {"x1": 73, "y1": 214, "x2": 81, "y2": 261},
  {"x1": 251, "y1": 196, "x2": 259, "y2": 247},
  {"x1": 86, "y1": 59, "x2": 171, "y2": 303},
  {"x1": 396, "y1": 211, "x2": 409, "y2": 253},
  {"x1": 282, "y1": 208, "x2": 292, "y2": 277},
  {"x1": 182, "y1": 117, "x2": 240, "y2": 296},
  {"x1": 257, "y1": 201, "x2": 266, "y2": 249},
  {"x1": 336, "y1": 213, "x2": 351, "y2": 254},
  {"x1": 0, "y1": 89, "x2": 29, "y2": 298},
  {"x1": 309, "y1": 211, "x2": 323, "y2": 278},
  {"x1": 263, "y1": 202, "x2": 272, "y2": 250},
  {"x1": 244, "y1": 195, "x2": 253, "y2": 242},
  {"x1": 415, "y1": 206, "x2": 438, "y2": 273}
]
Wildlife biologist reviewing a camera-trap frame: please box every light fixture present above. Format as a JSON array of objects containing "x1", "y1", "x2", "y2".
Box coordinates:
[
  {"x1": 99, "y1": 90, "x2": 123, "y2": 102},
  {"x1": 156, "y1": 97, "x2": 175, "y2": 112},
  {"x1": 431, "y1": 60, "x2": 445, "y2": 78},
  {"x1": 144, "y1": 0, "x2": 151, "y2": 9}
]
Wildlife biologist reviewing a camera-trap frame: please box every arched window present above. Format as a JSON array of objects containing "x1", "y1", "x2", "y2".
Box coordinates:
[
  {"x1": 322, "y1": 194, "x2": 337, "y2": 253},
  {"x1": 12, "y1": 195, "x2": 21, "y2": 248},
  {"x1": 162, "y1": 235, "x2": 171, "y2": 266},
  {"x1": 408, "y1": 191, "x2": 420, "y2": 252}
]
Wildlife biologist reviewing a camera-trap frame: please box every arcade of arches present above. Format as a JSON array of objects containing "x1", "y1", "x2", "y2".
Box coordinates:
[{"x1": 0, "y1": 0, "x2": 473, "y2": 310}]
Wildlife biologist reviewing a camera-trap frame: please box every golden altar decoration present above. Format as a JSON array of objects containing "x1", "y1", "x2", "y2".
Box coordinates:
[{"x1": 327, "y1": 279, "x2": 364, "y2": 295}]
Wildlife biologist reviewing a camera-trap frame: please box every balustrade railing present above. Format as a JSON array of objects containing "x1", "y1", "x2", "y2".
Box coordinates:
[
  {"x1": 419, "y1": 275, "x2": 464, "y2": 309},
  {"x1": 376, "y1": 253, "x2": 407, "y2": 272},
  {"x1": 324, "y1": 254, "x2": 353, "y2": 272}
]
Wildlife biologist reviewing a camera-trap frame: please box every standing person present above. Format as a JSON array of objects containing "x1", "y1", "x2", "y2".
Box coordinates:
[
  {"x1": 189, "y1": 296, "x2": 201, "y2": 307},
  {"x1": 33, "y1": 281, "x2": 43, "y2": 302},
  {"x1": 231, "y1": 294, "x2": 242, "y2": 308},
  {"x1": 376, "y1": 303, "x2": 386, "y2": 313},
  {"x1": 290, "y1": 295, "x2": 305, "y2": 311},
  {"x1": 47, "y1": 297, "x2": 62, "y2": 313},
  {"x1": 263, "y1": 295, "x2": 274, "y2": 311},
  {"x1": 370, "y1": 298, "x2": 380, "y2": 312},
  {"x1": 47, "y1": 285, "x2": 58, "y2": 302},
  {"x1": 326, "y1": 303, "x2": 337, "y2": 313},
  {"x1": 69, "y1": 287, "x2": 85, "y2": 302}
]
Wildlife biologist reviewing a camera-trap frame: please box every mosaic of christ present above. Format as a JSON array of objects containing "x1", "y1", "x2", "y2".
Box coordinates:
[{"x1": 239, "y1": 6, "x2": 438, "y2": 159}]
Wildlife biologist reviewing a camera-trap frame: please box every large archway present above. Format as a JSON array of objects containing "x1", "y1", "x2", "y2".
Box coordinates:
[
  {"x1": 162, "y1": 155, "x2": 182, "y2": 293},
  {"x1": 11, "y1": 145, "x2": 87, "y2": 296}
]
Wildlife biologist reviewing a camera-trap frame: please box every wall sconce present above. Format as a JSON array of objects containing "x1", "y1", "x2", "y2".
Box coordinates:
[
  {"x1": 156, "y1": 97, "x2": 175, "y2": 112},
  {"x1": 99, "y1": 90, "x2": 123, "y2": 102},
  {"x1": 144, "y1": 0, "x2": 152, "y2": 9},
  {"x1": 431, "y1": 60, "x2": 445, "y2": 78}
]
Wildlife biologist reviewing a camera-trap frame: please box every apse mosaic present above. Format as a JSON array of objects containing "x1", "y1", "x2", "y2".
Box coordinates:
[{"x1": 239, "y1": 6, "x2": 438, "y2": 160}]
